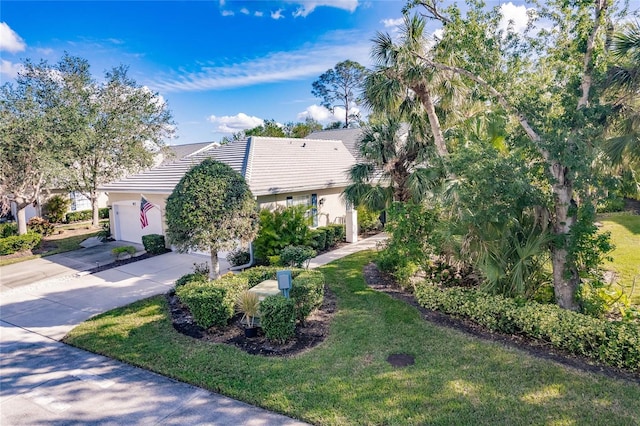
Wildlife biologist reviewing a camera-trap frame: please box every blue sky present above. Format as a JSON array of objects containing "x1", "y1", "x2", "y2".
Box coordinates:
[{"x1": 1, "y1": 1, "x2": 530, "y2": 145}]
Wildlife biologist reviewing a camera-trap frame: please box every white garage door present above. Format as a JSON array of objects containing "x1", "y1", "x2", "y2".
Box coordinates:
[{"x1": 113, "y1": 202, "x2": 163, "y2": 244}]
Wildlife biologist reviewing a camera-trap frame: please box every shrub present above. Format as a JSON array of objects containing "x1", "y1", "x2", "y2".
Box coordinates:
[
  {"x1": 43, "y1": 195, "x2": 70, "y2": 223},
  {"x1": 280, "y1": 245, "x2": 316, "y2": 268},
  {"x1": 0, "y1": 222, "x2": 18, "y2": 238},
  {"x1": 175, "y1": 272, "x2": 208, "y2": 288},
  {"x1": 291, "y1": 270, "x2": 325, "y2": 323},
  {"x1": 176, "y1": 275, "x2": 249, "y2": 328},
  {"x1": 321, "y1": 226, "x2": 337, "y2": 248},
  {"x1": 357, "y1": 205, "x2": 381, "y2": 234},
  {"x1": 0, "y1": 232, "x2": 42, "y2": 255},
  {"x1": 96, "y1": 223, "x2": 111, "y2": 242},
  {"x1": 27, "y1": 217, "x2": 55, "y2": 236},
  {"x1": 99, "y1": 207, "x2": 110, "y2": 219},
  {"x1": 597, "y1": 197, "x2": 626, "y2": 213},
  {"x1": 227, "y1": 248, "x2": 250, "y2": 267},
  {"x1": 268, "y1": 255, "x2": 281, "y2": 266},
  {"x1": 142, "y1": 234, "x2": 166, "y2": 255},
  {"x1": 414, "y1": 283, "x2": 640, "y2": 371},
  {"x1": 328, "y1": 224, "x2": 346, "y2": 243},
  {"x1": 66, "y1": 209, "x2": 92, "y2": 223},
  {"x1": 112, "y1": 245, "x2": 136, "y2": 259},
  {"x1": 254, "y1": 205, "x2": 312, "y2": 263},
  {"x1": 309, "y1": 228, "x2": 327, "y2": 251},
  {"x1": 260, "y1": 294, "x2": 296, "y2": 343}
]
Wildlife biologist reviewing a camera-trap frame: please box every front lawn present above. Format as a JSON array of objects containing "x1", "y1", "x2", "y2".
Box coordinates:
[
  {"x1": 64, "y1": 251, "x2": 640, "y2": 425},
  {"x1": 599, "y1": 213, "x2": 640, "y2": 304}
]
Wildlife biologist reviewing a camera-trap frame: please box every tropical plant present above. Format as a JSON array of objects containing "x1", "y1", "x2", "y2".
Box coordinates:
[
  {"x1": 236, "y1": 290, "x2": 260, "y2": 328},
  {"x1": 253, "y1": 205, "x2": 312, "y2": 263},
  {"x1": 43, "y1": 195, "x2": 71, "y2": 223}
]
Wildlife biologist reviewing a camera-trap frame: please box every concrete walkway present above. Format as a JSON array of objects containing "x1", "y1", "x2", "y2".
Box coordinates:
[{"x1": 0, "y1": 233, "x2": 386, "y2": 425}]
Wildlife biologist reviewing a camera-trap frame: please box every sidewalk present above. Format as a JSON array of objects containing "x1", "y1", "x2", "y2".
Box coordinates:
[{"x1": 1, "y1": 234, "x2": 385, "y2": 425}]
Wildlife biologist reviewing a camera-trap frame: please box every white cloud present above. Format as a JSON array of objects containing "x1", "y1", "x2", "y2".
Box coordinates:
[
  {"x1": 292, "y1": 0, "x2": 359, "y2": 18},
  {"x1": 0, "y1": 22, "x2": 26, "y2": 53},
  {"x1": 208, "y1": 113, "x2": 264, "y2": 133},
  {"x1": 499, "y1": 2, "x2": 531, "y2": 34},
  {"x1": 240, "y1": 7, "x2": 250, "y2": 15},
  {"x1": 271, "y1": 9, "x2": 284, "y2": 20},
  {"x1": 221, "y1": 10, "x2": 234, "y2": 16},
  {"x1": 255, "y1": 11, "x2": 264, "y2": 17},
  {"x1": 150, "y1": 30, "x2": 371, "y2": 93},
  {"x1": 381, "y1": 18, "x2": 403, "y2": 28},
  {"x1": 0, "y1": 59, "x2": 23, "y2": 79},
  {"x1": 36, "y1": 47, "x2": 54, "y2": 56},
  {"x1": 297, "y1": 104, "x2": 358, "y2": 124}
]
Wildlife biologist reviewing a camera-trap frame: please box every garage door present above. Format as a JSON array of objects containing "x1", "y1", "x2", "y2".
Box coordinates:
[{"x1": 113, "y1": 202, "x2": 163, "y2": 244}]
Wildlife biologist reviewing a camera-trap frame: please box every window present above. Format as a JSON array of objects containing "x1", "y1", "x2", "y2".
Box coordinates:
[{"x1": 285, "y1": 194, "x2": 318, "y2": 227}]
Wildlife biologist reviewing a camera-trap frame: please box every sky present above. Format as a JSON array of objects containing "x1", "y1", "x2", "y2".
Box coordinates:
[{"x1": 1, "y1": 1, "x2": 532, "y2": 146}]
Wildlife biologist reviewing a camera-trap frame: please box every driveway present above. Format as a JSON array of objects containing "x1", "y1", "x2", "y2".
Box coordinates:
[
  {"x1": 0, "y1": 251, "x2": 307, "y2": 425},
  {"x1": 0, "y1": 241, "x2": 145, "y2": 292}
]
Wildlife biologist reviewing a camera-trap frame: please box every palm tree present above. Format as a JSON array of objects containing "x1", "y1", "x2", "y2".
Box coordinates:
[
  {"x1": 605, "y1": 21, "x2": 640, "y2": 164},
  {"x1": 343, "y1": 116, "x2": 441, "y2": 211}
]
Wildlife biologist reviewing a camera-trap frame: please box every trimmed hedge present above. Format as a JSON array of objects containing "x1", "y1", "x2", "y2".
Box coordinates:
[
  {"x1": 291, "y1": 270, "x2": 325, "y2": 323},
  {"x1": 142, "y1": 234, "x2": 166, "y2": 255},
  {"x1": 99, "y1": 207, "x2": 109, "y2": 219},
  {"x1": 175, "y1": 272, "x2": 208, "y2": 288},
  {"x1": 260, "y1": 294, "x2": 296, "y2": 343},
  {"x1": 176, "y1": 275, "x2": 248, "y2": 328},
  {"x1": 0, "y1": 222, "x2": 18, "y2": 238},
  {"x1": 414, "y1": 284, "x2": 640, "y2": 371},
  {"x1": 280, "y1": 245, "x2": 316, "y2": 268},
  {"x1": 66, "y1": 210, "x2": 93, "y2": 223},
  {"x1": 310, "y1": 228, "x2": 327, "y2": 251},
  {"x1": 0, "y1": 232, "x2": 42, "y2": 255}
]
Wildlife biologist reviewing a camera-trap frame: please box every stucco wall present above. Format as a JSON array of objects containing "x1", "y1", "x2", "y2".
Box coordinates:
[{"x1": 256, "y1": 187, "x2": 347, "y2": 228}]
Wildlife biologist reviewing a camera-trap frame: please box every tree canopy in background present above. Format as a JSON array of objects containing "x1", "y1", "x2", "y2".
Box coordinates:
[
  {"x1": 0, "y1": 53, "x2": 174, "y2": 232},
  {"x1": 312, "y1": 60, "x2": 367, "y2": 129}
]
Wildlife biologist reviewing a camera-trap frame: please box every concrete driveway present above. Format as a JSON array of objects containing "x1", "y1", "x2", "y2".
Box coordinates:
[
  {"x1": 0, "y1": 251, "x2": 307, "y2": 425},
  {"x1": 0, "y1": 241, "x2": 145, "y2": 292}
]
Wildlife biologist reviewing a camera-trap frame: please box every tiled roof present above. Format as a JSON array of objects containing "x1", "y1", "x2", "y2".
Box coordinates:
[
  {"x1": 100, "y1": 140, "x2": 250, "y2": 194},
  {"x1": 164, "y1": 141, "x2": 216, "y2": 164},
  {"x1": 246, "y1": 137, "x2": 355, "y2": 196},
  {"x1": 306, "y1": 128, "x2": 363, "y2": 160},
  {"x1": 99, "y1": 137, "x2": 355, "y2": 196}
]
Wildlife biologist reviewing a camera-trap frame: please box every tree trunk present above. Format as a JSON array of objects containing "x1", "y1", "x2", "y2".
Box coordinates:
[
  {"x1": 414, "y1": 85, "x2": 449, "y2": 158},
  {"x1": 549, "y1": 162, "x2": 580, "y2": 311},
  {"x1": 210, "y1": 249, "x2": 220, "y2": 279},
  {"x1": 17, "y1": 205, "x2": 28, "y2": 235},
  {"x1": 91, "y1": 191, "x2": 100, "y2": 228}
]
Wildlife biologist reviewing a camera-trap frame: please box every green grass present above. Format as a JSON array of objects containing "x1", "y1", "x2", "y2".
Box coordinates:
[
  {"x1": 599, "y1": 213, "x2": 640, "y2": 305},
  {"x1": 65, "y1": 251, "x2": 640, "y2": 425},
  {"x1": 0, "y1": 231, "x2": 100, "y2": 267}
]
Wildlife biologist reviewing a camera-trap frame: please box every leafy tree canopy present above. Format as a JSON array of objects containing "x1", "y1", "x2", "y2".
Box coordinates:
[
  {"x1": 312, "y1": 60, "x2": 367, "y2": 128},
  {"x1": 165, "y1": 158, "x2": 259, "y2": 277}
]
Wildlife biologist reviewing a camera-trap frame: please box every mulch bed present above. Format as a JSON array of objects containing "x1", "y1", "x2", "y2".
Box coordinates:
[
  {"x1": 168, "y1": 262, "x2": 639, "y2": 383},
  {"x1": 167, "y1": 287, "x2": 337, "y2": 357}
]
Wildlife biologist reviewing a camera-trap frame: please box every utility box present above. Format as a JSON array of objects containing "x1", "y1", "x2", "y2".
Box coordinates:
[{"x1": 277, "y1": 270, "x2": 292, "y2": 298}]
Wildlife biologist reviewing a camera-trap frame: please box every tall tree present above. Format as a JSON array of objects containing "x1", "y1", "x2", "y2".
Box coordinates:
[
  {"x1": 55, "y1": 54, "x2": 174, "y2": 227},
  {"x1": 165, "y1": 159, "x2": 259, "y2": 278},
  {"x1": 312, "y1": 60, "x2": 367, "y2": 128},
  {"x1": 0, "y1": 59, "x2": 64, "y2": 234},
  {"x1": 399, "y1": 0, "x2": 618, "y2": 310}
]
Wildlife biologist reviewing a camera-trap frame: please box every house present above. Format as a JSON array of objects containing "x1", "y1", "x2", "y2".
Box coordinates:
[
  {"x1": 7, "y1": 142, "x2": 214, "y2": 224},
  {"x1": 99, "y1": 136, "x2": 359, "y2": 246}
]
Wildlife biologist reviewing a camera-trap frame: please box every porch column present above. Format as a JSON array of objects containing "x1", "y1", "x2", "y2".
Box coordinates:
[{"x1": 345, "y1": 202, "x2": 358, "y2": 243}]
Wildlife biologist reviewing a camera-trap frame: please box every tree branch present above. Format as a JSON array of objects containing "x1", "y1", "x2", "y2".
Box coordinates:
[
  {"x1": 578, "y1": 0, "x2": 609, "y2": 108},
  {"x1": 414, "y1": 52, "x2": 548, "y2": 160}
]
